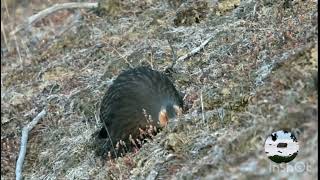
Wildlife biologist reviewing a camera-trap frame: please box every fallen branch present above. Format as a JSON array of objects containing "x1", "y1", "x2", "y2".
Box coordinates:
[
  {"x1": 176, "y1": 35, "x2": 214, "y2": 63},
  {"x1": 10, "y1": 2, "x2": 98, "y2": 35},
  {"x1": 16, "y1": 109, "x2": 47, "y2": 180},
  {"x1": 173, "y1": 20, "x2": 246, "y2": 69}
]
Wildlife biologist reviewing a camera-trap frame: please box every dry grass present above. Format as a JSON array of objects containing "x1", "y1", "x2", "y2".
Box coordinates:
[{"x1": 1, "y1": 0, "x2": 318, "y2": 179}]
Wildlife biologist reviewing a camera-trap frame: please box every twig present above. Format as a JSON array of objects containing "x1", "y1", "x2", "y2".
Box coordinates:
[
  {"x1": 10, "y1": 2, "x2": 98, "y2": 35},
  {"x1": 173, "y1": 20, "x2": 246, "y2": 69},
  {"x1": 146, "y1": 39, "x2": 155, "y2": 70},
  {"x1": 3, "y1": 0, "x2": 23, "y2": 61},
  {"x1": 162, "y1": 26, "x2": 178, "y2": 71},
  {"x1": 111, "y1": 46, "x2": 133, "y2": 68},
  {"x1": 200, "y1": 89, "x2": 206, "y2": 125},
  {"x1": 176, "y1": 35, "x2": 214, "y2": 63},
  {"x1": 166, "y1": 35, "x2": 177, "y2": 69},
  {"x1": 1, "y1": 21, "x2": 9, "y2": 51},
  {"x1": 13, "y1": 34, "x2": 23, "y2": 64},
  {"x1": 95, "y1": 106, "x2": 123, "y2": 174},
  {"x1": 2, "y1": 0, "x2": 11, "y2": 39},
  {"x1": 16, "y1": 109, "x2": 47, "y2": 180}
]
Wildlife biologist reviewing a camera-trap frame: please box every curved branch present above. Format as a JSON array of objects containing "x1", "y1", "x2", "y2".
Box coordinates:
[
  {"x1": 16, "y1": 109, "x2": 47, "y2": 180},
  {"x1": 10, "y1": 2, "x2": 98, "y2": 35}
]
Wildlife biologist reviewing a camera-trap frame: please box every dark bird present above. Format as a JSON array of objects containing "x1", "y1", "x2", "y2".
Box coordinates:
[{"x1": 97, "y1": 66, "x2": 183, "y2": 157}]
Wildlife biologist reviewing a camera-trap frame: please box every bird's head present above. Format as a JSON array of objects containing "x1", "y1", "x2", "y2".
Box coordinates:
[{"x1": 159, "y1": 104, "x2": 183, "y2": 127}]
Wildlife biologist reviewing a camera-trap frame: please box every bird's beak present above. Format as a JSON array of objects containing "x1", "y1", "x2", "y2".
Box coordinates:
[
  {"x1": 159, "y1": 105, "x2": 183, "y2": 127},
  {"x1": 173, "y1": 104, "x2": 183, "y2": 117},
  {"x1": 159, "y1": 109, "x2": 168, "y2": 127}
]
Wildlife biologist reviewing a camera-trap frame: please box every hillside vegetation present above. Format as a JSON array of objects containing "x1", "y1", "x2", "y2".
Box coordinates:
[{"x1": 1, "y1": 0, "x2": 318, "y2": 179}]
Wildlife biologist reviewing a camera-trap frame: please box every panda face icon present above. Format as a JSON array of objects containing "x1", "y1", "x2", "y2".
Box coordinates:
[{"x1": 264, "y1": 130, "x2": 299, "y2": 163}]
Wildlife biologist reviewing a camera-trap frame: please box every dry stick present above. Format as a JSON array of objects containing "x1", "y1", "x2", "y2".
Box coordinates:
[
  {"x1": 95, "y1": 106, "x2": 123, "y2": 175},
  {"x1": 173, "y1": 20, "x2": 246, "y2": 69},
  {"x1": 10, "y1": 2, "x2": 98, "y2": 35},
  {"x1": 3, "y1": 0, "x2": 23, "y2": 62},
  {"x1": 167, "y1": 37, "x2": 177, "y2": 68},
  {"x1": 176, "y1": 35, "x2": 215, "y2": 63},
  {"x1": 111, "y1": 46, "x2": 133, "y2": 68},
  {"x1": 16, "y1": 109, "x2": 47, "y2": 180},
  {"x1": 200, "y1": 89, "x2": 206, "y2": 126},
  {"x1": 148, "y1": 40, "x2": 154, "y2": 70},
  {"x1": 1, "y1": 21, "x2": 9, "y2": 51}
]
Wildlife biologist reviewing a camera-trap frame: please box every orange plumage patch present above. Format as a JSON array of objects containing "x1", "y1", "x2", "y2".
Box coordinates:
[{"x1": 159, "y1": 109, "x2": 168, "y2": 127}]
